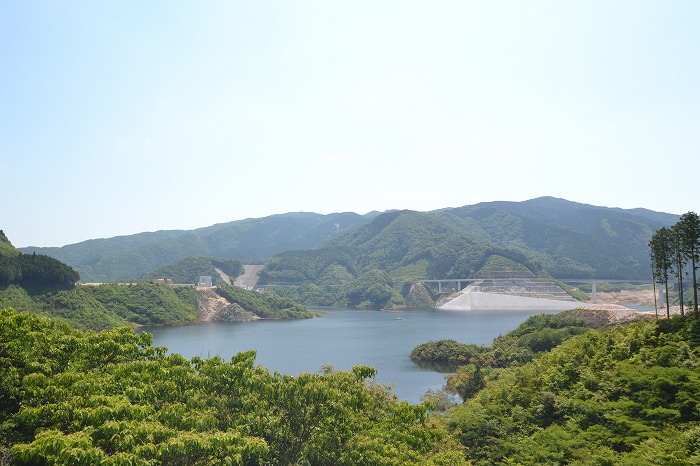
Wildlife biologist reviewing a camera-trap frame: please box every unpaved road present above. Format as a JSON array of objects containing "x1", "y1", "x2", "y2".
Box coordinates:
[{"x1": 234, "y1": 264, "x2": 264, "y2": 289}]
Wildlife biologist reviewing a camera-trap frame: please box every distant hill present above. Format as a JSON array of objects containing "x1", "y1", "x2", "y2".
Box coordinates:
[
  {"x1": 2, "y1": 231, "x2": 313, "y2": 329},
  {"x1": 445, "y1": 197, "x2": 678, "y2": 278},
  {"x1": 258, "y1": 198, "x2": 679, "y2": 307},
  {"x1": 140, "y1": 256, "x2": 244, "y2": 286},
  {"x1": 21, "y1": 212, "x2": 375, "y2": 283},
  {"x1": 18, "y1": 198, "x2": 681, "y2": 300}
]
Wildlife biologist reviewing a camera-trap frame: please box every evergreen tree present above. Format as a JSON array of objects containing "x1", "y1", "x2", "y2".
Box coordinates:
[
  {"x1": 672, "y1": 224, "x2": 685, "y2": 316},
  {"x1": 677, "y1": 212, "x2": 700, "y2": 313},
  {"x1": 650, "y1": 227, "x2": 674, "y2": 318}
]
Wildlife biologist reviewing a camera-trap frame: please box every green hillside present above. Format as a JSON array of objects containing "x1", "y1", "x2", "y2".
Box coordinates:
[
  {"x1": 21, "y1": 212, "x2": 374, "y2": 283},
  {"x1": 0, "y1": 284, "x2": 199, "y2": 330},
  {"x1": 258, "y1": 198, "x2": 676, "y2": 308},
  {"x1": 448, "y1": 197, "x2": 672, "y2": 278},
  {"x1": 0, "y1": 231, "x2": 80, "y2": 293},
  {"x1": 0, "y1": 230, "x2": 21, "y2": 257},
  {"x1": 0, "y1": 282, "x2": 316, "y2": 331},
  {"x1": 3, "y1": 231, "x2": 313, "y2": 329},
  {"x1": 442, "y1": 313, "x2": 700, "y2": 464},
  {"x1": 16, "y1": 198, "x2": 680, "y2": 307},
  {"x1": 140, "y1": 256, "x2": 244, "y2": 285}
]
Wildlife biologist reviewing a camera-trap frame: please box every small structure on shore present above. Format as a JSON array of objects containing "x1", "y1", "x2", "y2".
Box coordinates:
[{"x1": 198, "y1": 276, "x2": 213, "y2": 287}]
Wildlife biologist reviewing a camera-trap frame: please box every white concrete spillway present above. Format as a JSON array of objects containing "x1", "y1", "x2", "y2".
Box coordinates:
[{"x1": 438, "y1": 291, "x2": 592, "y2": 312}]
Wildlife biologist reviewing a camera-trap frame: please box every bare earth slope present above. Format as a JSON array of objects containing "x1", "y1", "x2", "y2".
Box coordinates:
[{"x1": 197, "y1": 289, "x2": 259, "y2": 322}]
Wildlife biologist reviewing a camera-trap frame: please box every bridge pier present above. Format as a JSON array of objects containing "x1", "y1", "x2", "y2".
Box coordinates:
[{"x1": 591, "y1": 280, "x2": 597, "y2": 304}]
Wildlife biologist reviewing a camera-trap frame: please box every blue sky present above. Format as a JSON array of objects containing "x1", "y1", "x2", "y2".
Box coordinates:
[{"x1": 2, "y1": 1, "x2": 698, "y2": 247}]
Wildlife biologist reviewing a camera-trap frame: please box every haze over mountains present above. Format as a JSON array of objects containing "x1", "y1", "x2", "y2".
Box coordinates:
[
  {"x1": 22, "y1": 212, "x2": 375, "y2": 283},
  {"x1": 22, "y1": 197, "x2": 679, "y2": 284}
]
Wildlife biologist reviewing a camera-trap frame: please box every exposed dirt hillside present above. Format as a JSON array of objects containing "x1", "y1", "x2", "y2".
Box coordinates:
[
  {"x1": 561, "y1": 306, "x2": 655, "y2": 328},
  {"x1": 234, "y1": 264, "x2": 263, "y2": 289},
  {"x1": 588, "y1": 288, "x2": 656, "y2": 307},
  {"x1": 197, "y1": 289, "x2": 260, "y2": 322}
]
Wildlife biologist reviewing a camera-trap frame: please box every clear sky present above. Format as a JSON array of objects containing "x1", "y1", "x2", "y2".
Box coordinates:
[{"x1": 2, "y1": 1, "x2": 698, "y2": 247}]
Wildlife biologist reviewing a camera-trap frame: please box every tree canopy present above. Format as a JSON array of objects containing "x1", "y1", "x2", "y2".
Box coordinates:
[
  {"x1": 441, "y1": 314, "x2": 700, "y2": 464},
  {"x1": 0, "y1": 308, "x2": 466, "y2": 465}
]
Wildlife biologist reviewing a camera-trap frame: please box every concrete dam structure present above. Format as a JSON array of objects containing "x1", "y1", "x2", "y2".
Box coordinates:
[{"x1": 437, "y1": 278, "x2": 592, "y2": 312}]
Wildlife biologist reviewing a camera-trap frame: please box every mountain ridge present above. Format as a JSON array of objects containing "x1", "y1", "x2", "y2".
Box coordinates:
[
  {"x1": 255, "y1": 198, "x2": 681, "y2": 307},
  {"x1": 19, "y1": 197, "x2": 681, "y2": 287},
  {"x1": 22, "y1": 212, "x2": 376, "y2": 282}
]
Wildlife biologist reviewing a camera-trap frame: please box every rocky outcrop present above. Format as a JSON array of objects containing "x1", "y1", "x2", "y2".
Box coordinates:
[
  {"x1": 405, "y1": 282, "x2": 434, "y2": 308},
  {"x1": 198, "y1": 289, "x2": 260, "y2": 322}
]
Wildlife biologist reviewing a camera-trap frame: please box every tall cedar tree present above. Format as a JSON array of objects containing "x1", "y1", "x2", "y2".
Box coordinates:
[
  {"x1": 672, "y1": 224, "x2": 685, "y2": 315},
  {"x1": 650, "y1": 227, "x2": 674, "y2": 317},
  {"x1": 677, "y1": 212, "x2": 700, "y2": 313}
]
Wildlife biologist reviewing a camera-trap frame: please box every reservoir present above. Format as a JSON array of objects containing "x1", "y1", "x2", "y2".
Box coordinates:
[{"x1": 147, "y1": 307, "x2": 554, "y2": 404}]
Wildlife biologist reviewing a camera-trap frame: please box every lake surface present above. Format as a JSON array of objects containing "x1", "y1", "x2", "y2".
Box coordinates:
[{"x1": 146, "y1": 307, "x2": 555, "y2": 404}]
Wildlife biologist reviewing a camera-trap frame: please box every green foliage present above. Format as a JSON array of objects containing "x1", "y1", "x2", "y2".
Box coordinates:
[
  {"x1": 0, "y1": 235, "x2": 79, "y2": 292},
  {"x1": 40, "y1": 287, "x2": 126, "y2": 330},
  {"x1": 141, "y1": 256, "x2": 243, "y2": 286},
  {"x1": 0, "y1": 309, "x2": 466, "y2": 465},
  {"x1": 0, "y1": 286, "x2": 38, "y2": 313},
  {"x1": 475, "y1": 254, "x2": 533, "y2": 277},
  {"x1": 667, "y1": 211, "x2": 700, "y2": 313},
  {"x1": 444, "y1": 363, "x2": 486, "y2": 401},
  {"x1": 412, "y1": 313, "x2": 589, "y2": 374},
  {"x1": 339, "y1": 269, "x2": 403, "y2": 309},
  {"x1": 0, "y1": 230, "x2": 21, "y2": 257},
  {"x1": 84, "y1": 283, "x2": 200, "y2": 326},
  {"x1": 442, "y1": 314, "x2": 700, "y2": 465},
  {"x1": 16, "y1": 254, "x2": 80, "y2": 292},
  {"x1": 0, "y1": 283, "x2": 201, "y2": 330},
  {"x1": 411, "y1": 340, "x2": 486, "y2": 371}
]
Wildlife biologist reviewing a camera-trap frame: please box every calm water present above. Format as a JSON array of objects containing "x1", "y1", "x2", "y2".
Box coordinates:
[{"x1": 146, "y1": 308, "x2": 553, "y2": 403}]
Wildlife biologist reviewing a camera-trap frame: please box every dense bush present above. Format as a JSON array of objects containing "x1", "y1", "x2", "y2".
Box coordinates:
[
  {"x1": 0, "y1": 309, "x2": 467, "y2": 465},
  {"x1": 0, "y1": 283, "x2": 200, "y2": 330},
  {"x1": 412, "y1": 313, "x2": 589, "y2": 374},
  {"x1": 442, "y1": 314, "x2": 700, "y2": 465},
  {"x1": 0, "y1": 252, "x2": 79, "y2": 293},
  {"x1": 411, "y1": 340, "x2": 486, "y2": 371}
]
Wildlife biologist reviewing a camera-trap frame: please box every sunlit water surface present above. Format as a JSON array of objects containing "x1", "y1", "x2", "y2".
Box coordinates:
[{"x1": 146, "y1": 307, "x2": 558, "y2": 403}]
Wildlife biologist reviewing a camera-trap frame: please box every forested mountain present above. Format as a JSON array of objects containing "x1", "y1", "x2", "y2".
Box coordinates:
[
  {"x1": 0, "y1": 231, "x2": 79, "y2": 293},
  {"x1": 18, "y1": 198, "x2": 678, "y2": 296},
  {"x1": 139, "y1": 256, "x2": 244, "y2": 286},
  {"x1": 259, "y1": 198, "x2": 678, "y2": 308},
  {"x1": 21, "y1": 212, "x2": 374, "y2": 283},
  {"x1": 446, "y1": 196, "x2": 676, "y2": 278}
]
